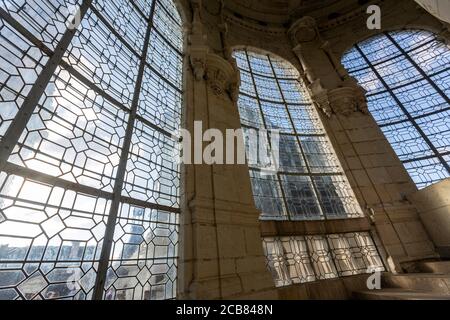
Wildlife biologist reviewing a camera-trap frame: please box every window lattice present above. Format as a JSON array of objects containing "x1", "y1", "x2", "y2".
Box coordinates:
[
  {"x1": 233, "y1": 49, "x2": 362, "y2": 221},
  {"x1": 342, "y1": 30, "x2": 450, "y2": 189},
  {"x1": 0, "y1": 0, "x2": 183, "y2": 300}
]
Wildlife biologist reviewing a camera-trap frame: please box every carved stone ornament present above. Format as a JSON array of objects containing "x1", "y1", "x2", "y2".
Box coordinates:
[
  {"x1": 327, "y1": 85, "x2": 369, "y2": 116},
  {"x1": 187, "y1": 0, "x2": 238, "y2": 100},
  {"x1": 189, "y1": 49, "x2": 208, "y2": 81},
  {"x1": 188, "y1": 0, "x2": 208, "y2": 81},
  {"x1": 288, "y1": 16, "x2": 318, "y2": 44},
  {"x1": 309, "y1": 79, "x2": 369, "y2": 117},
  {"x1": 327, "y1": 87, "x2": 359, "y2": 116},
  {"x1": 205, "y1": 53, "x2": 239, "y2": 101},
  {"x1": 293, "y1": 44, "x2": 317, "y2": 83}
]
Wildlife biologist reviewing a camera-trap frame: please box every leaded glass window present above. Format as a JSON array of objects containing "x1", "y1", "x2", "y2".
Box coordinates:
[
  {"x1": 262, "y1": 232, "x2": 385, "y2": 287},
  {"x1": 342, "y1": 30, "x2": 450, "y2": 189},
  {"x1": 233, "y1": 49, "x2": 362, "y2": 221},
  {"x1": 0, "y1": 0, "x2": 183, "y2": 300}
]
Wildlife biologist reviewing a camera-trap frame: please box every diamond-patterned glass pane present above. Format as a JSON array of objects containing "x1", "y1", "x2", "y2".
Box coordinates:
[
  {"x1": 342, "y1": 30, "x2": 450, "y2": 189},
  {"x1": 104, "y1": 204, "x2": 178, "y2": 300},
  {"x1": 0, "y1": 172, "x2": 109, "y2": 300},
  {"x1": 0, "y1": 18, "x2": 49, "y2": 138},
  {"x1": 0, "y1": 0, "x2": 183, "y2": 300},
  {"x1": 9, "y1": 67, "x2": 128, "y2": 192},
  {"x1": 0, "y1": 0, "x2": 83, "y2": 50}
]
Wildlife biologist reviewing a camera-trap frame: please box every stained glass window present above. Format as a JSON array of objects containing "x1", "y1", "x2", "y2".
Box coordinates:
[
  {"x1": 342, "y1": 30, "x2": 450, "y2": 189},
  {"x1": 0, "y1": 0, "x2": 183, "y2": 300},
  {"x1": 233, "y1": 49, "x2": 362, "y2": 221}
]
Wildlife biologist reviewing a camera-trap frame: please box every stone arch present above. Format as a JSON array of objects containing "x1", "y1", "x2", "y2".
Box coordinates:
[{"x1": 231, "y1": 45, "x2": 300, "y2": 72}]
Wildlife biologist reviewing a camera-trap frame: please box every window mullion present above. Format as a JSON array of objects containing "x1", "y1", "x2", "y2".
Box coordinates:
[
  {"x1": 129, "y1": 0, "x2": 148, "y2": 21},
  {"x1": 301, "y1": 235, "x2": 319, "y2": 281}
]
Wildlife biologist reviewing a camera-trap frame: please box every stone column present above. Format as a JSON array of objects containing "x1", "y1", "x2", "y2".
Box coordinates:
[
  {"x1": 288, "y1": 17, "x2": 438, "y2": 269},
  {"x1": 178, "y1": 2, "x2": 276, "y2": 299},
  {"x1": 437, "y1": 23, "x2": 450, "y2": 46}
]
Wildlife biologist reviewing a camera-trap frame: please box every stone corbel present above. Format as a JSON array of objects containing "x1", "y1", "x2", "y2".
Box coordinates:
[
  {"x1": 205, "y1": 53, "x2": 240, "y2": 101},
  {"x1": 310, "y1": 79, "x2": 369, "y2": 117},
  {"x1": 354, "y1": 85, "x2": 370, "y2": 115},
  {"x1": 343, "y1": 77, "x2": 369, "y2": 115},
  {"x1": 327, "y1": 85, "x2": 369, "y2": 116},
  {"x1": 327, "y1": 87, "x2": 359, "y2": 116}
]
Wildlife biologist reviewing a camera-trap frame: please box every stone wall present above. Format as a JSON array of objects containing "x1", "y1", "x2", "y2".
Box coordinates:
[
  {"x1": 174, "y1": 0, "x2": 449, "y2": 299},
  {"x1": 178, "y1": 1, "x2": 278, "y2": 299},
  {"x1": 409, "y1": 179, "x2": 450, "y2": 258}
]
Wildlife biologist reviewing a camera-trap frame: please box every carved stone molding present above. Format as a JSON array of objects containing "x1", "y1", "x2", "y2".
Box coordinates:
[
  {"x1": 327, "y1": 87, "x2": 359, "y2": 116},
  {"x1": 188, "y1": 38, "x2": 208, "y2": 81},
  {"x1": 187, "y1": 0, "x2": 239, "y2": 100},
  {"x1": 328, "y1": 86, "x2": 369, "y2": 116},
  {"x1": 223, "y1": 10, "x2": 286, "y2": 36},
  {"x1": 288, "y1": 16, "x2": 318, "y2": 45}
]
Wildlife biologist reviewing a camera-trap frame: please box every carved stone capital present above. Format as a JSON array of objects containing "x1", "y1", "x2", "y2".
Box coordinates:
[
  {"x1": 188, "y1": 31, "x2": 239, "y2": 99},
  {"x1": 327, "y1": 87, "x2": 359, "y2": 116},
  {"x1": 288, "y1": 16, "x2": 318, "y2": 45},
  {"x1": 327, "y1": 85, "x2": 369, "y2": 116},
  {"x1": 189, "y1": 42, "x2": 208, "y2": 81},
  {"x1": 205, "y1": 54, "x2": 239, "y2": 101},
  {"x1": 309, "y1": 80, "x2": 369, "y2": 117}
]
